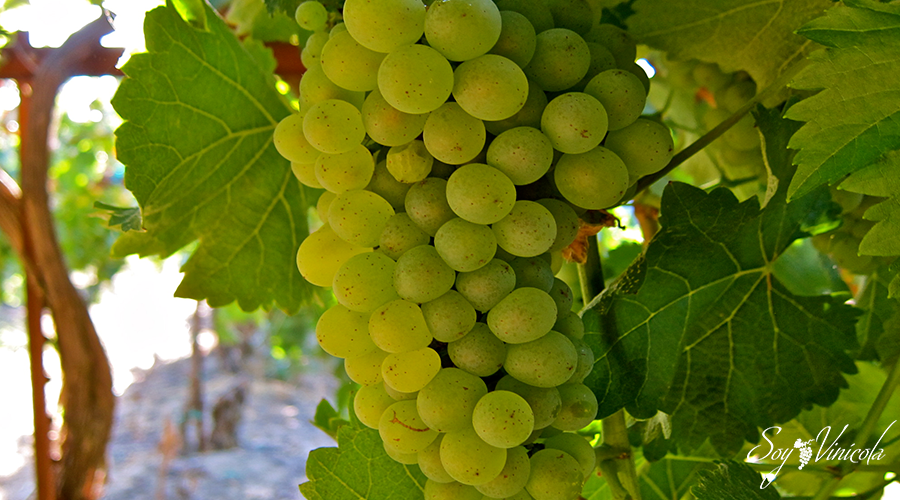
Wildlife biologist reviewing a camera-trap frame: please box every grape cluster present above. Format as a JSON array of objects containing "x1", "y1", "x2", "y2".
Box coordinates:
[{"x1": 274, "y1": 1, "x2": 674, "y2": 498}]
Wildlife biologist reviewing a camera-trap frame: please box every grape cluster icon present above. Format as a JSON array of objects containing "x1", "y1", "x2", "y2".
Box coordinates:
[{"x1": 794, "y1": 439, "x2": 815, "y2": 469}]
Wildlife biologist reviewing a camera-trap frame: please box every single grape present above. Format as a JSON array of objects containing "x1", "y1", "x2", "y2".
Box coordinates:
[
  {"x1": 417, "y1": 367, "x2": 488, "y2": 433},
  {"x1": 344, "y1": 348, "x2": 389, "y2": 385},
  {"x1": 366, "y1": 159, "x2": 411, "y2": 212},
  {"x1": 485, "y1": 78, "x2": 548, "y2": 136},
  {"x1": 505, "y1": 331, "x2": 577, "y2": 388},
  {"x1": 489, "y1": 11, "x2": 537, "y2": 68},
  {"x1": 362, "y1": 88, "x2": 429, "y2": 147},
  {"x1": 425, "y1": 0, "x2": 502, "y2": 61},
  {"x1": 604, "y1": 118, "x2": 675, "y2": 178},
  {"x1": 573, "y1": 42, "x2": 617, "y2": 91},
  {"x1": 354, "y1": 382, "x2": 396, "y2": 429},
  {"x1": 453, "y1": 54, "x2": 529, "y2": 121},
  {"x1": 315, "y1": 304, "x2": 377, "y2": 358},
  {"x1": 291, "y1": 160, "x2": 322, "y2": 189},
  {"x1": 382, "y1": 347, "x2": 441, "y2": 393},
  {"x1": 320, "y1": 29, "x2": 386, "y2": 92},
  {"x1": 717, "y1": 78, "x2": 756, "y2": 113},
  {"x1": 536, "y1": 199, "x2": 580, "y2": 253},
  {"x1": 295, "y1": 1, "x2": 328, "y2": 31},
  {"x1": 524, "y1": 29, "x2": 590, "y2": 92},
  {"x1": 301, "y1": 31, "x2": 329, "y2": 68},
  {"x1": 508, "y1": 256, "x2": 554, "y2": 292},
  {"x1": 525, "y1": 449, "x2": 583, "y2": 500},
  {"x1": 421, "y1": 290, "x2": 477, "y2": 343},
  {"x1": 487, "y1": 287, "x2": 557, "y2": 345},
  {"x1": 475, "y1": 445, "x2": 531, "y2": 498},
  {"x1": 343, "y1": 0, "x2": 426, "y2": 53},
  {"x1": 583, "y1": 69, "x2": 646, "y2": 131},
  {"x1": 303, "y1": 99, "x2": 366, "y2": 154},
  {"x1": 691, "y1": 61, "x2": 731, "y2": 92},
  {"x1": 387, "y1": 140, "x2": 434, "y2": 183},
  {"x1": 440, "y1": 427, "x2": 507, "y2": 485},
  {"x1": 379, "y1": 212, "x2": 430, "y2": 260},
  {"x1": 552, "y1": 383, "x2": 598, "y2": 431},
  {"x1": 404, "y1": 177, "x2": 457, "y2": 236},
  {"x1": 455, "y1": 259, "x2": 516, "y2": 312},
  {"x1": 379, "y1": 399, "x2": 438, "y2": 455},
  {"x1": 448, "y1": 322, "x2": 507, "y2": 377},
  {"x1": 554, "y1": 146, "x2": 629, "y2": 209},
  {"x1": 545, "y1": 0, "x2": 593, "y2": 35},
  {"x1": 486, "y1": 127, "x2": 554, "y2": 185},
  {"x1": 332, "y1": 252, "x2": 399, "y2": 312},
  {"x1": 327, "y1": 189, "x2": 395, "y2": 247},
  {"x1": 424, "y1": 479, "x2": 483, "y2": 500},
  {"x1": 369, "y1": 299, "x2": 433, "y2": 353},
  {"x1": 418, "y1": 435, "x2": 455, "y2": 483},
  {"x1": 541, "y1": 92, "x2": 608, "y2": 155},
  {"x1": 494, "y1": 0, "x2": 554, "y2": 33},
  {"x1": 384, "y1": 383, "x2": 418, "y2": 401},
  {"x1": 542, "y1": 432, "x2": 596, "y2": 478},
  {"x1": 296, "y1": 224, "x2": 370, "y2": 287},
  {"x1": 473, "y1": 391, "x2": 535, "y2": 448},
  {"x1": 548, "y1": 278, "x2": 574, "y2": 318},
  {"x1": 446, "y1": 164, "x2": 517, "y2": 224},
  {"x1": 299, "y1": 64, "x2": 365, "y2": 109},
  {"x1": 315, "y1": 191, "x2": 336, "y2": 220},
  {"x1": 314, "y1": 144, "x2": 374, "y2": 193},
  {"x1": 553, "y1": 311, "x2": 585, "y2": 339},
  {"x1": 493, "y1": 201, "x2": 558, "y2": 258},
  {"x1": 495, "y1": 375, "x2": 562, "y2": 430},
  {"x1": 423, "y1": 102, "x2": 486, "y2": 165},
  {"x1": 434, "y1": 218, "x2": 497, "y2": 272},
  {"x1": 274, "y1": 113, "x2": 320, "y2": 164},
  {"x1": 378, "y1": 44, "x2": 454, "y2": 114},
  {"x1": 584, "y1": 24, "x2": 636, "y2": 69},
  {"x1": 386, "y1": 444, "x2": 420, "y2": 464},
  {"x1": 393, "y1": 244, "x2": 456, "y2": 303}
]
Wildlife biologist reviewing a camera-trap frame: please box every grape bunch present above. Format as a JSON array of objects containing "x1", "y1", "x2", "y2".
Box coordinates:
[{"x1": 273, "y1": 1, "x2": 674, "y2": 498}]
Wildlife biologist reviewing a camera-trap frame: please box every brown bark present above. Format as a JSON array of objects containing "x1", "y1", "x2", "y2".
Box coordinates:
[{"x1": 18, "y1": 16, "x2": 116, "y2": 500}]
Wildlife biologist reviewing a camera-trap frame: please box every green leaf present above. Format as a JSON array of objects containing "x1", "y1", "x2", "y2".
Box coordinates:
[
  {"x1": 840, "y1": 151, "x2": 900, "y2": 256},
  {"x1": 627, "y1": 0, "x2": 830, "y2": 94},
  {"x1": 93, "y1": 202, "x2": 143, "y2": 232},
  {"x1": 112, "y1": 4, "x2": 316, "y2": 313},
  {"x1": 299, "y1": 420, "x2": 427, "y2": 500},
  {"x1": 785, "y1": 1, "x2": 900, "y2": 200},
  {"x1": 311, "y1": 399, "x2": 350, "y2": 440},
  {"x1": 639, "y1": 459, "x2": 712, "y2": 500},
  {"x1": 585, "y1": 108, "x2": 859, "y2": 455},
  {"x1": 692, "y1": 461, "x2": 781, "y2": 499},
  {"x1": 170, "y1": 0, "x2": 209, "y2": 30},
  {"x1": 853, "y1": 266, "x2": 899, "y2": 361},
  {"x1": 770, "y1": 238, "x2": 849, "y2": 297}
]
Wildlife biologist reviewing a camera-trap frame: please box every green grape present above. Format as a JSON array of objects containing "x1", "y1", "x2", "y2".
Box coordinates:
[
  {"x1": 486, "y1": 127, "x2": 554, "y2": 185},
  {"x1": 495, "y1": 375, "x2": 562, "y2": 430},
  {"x1": 425, "y1": 0, "x2": 502, "y2": 61},
  {"x1": 494, "y1": 0, "x2": 554, "y2": 33},
  {"x1": 329, "y1": 22, "x2": 347, "y2": 38},
  {"x1": 541, "y1": 92, "x2": 608, "y2": 154},
  {"x1": 384, "y1": 383, "x2": 419, "y2": 401},
  {"x1": 301, "y1": 31, "x2": 329, "y2": 68},
  {"x1": 691, "y1": 61, "x2": 731, "y2": 92},
  {"x1": 362, "y1": 88, "x2": 429, "y2": 147},
  {"x1": 722, "y1": 113, "x2": 761, "y2": 151},
  {"x1": 573, "y1": 42, "x2": 617, "y2": 91},
  {"x1": 295, "y1": 1, "x2": 328, "y2": 31},
  {"x1": 553, "y1": 311, "x2": 584, "y2": 339},
  {"x1": 604, "y1": 118, "x2": 675, "y2": 178},
  {"x1": 487, "y1": 287, "x2": 557, "y2": 344},
  {"x1": 552, "y1": 383, "x2": 598, "y2": 431},
  {"x1": 475, "y1": 445, "x2": 531, "y2": 498},
  {"x1": 421, "y1": 290, "x2": 477, "y2": 343},
  {"x1": 489, "y1": 11, "x2": 537, "y2": 68},
  {"x1": 344, "y1": 348, "x2": 389, "y2": 385},
  {"x1": 291, "y1": 160, "x2": 322, "y2": 188},
  {"x1": 327, "y1": 189, "x2": 395, "y2": 247},
  {"x1": 626, "y1": 61, "x2": 652, "y2": 93},
  {"x1": 509, "y1": 256, "x2": 554, "y2": 291},
  {"x1": 830, "y1": 185, "x2": 864, "y2": 214},
  {"x1": 333, "y1": 252, "x2": 400, "y2": 312},
  {"x1": 548, "y1": 278, "x2": 574, "y2": 318},
  {"x1": 493, "y1": 201, "x2": 558, "y2": 258},
  {"x1": 584, "y1": 24, "x2": 636, "y2": 68},
  {"x1": 525, "y1": 449, "x2": 583, "y2": 500},
  {"x1": 320, "y1": 29, "x2": 386, "y2": 92},
  {"x1": 554, "y1": 146, "x2": 629, "y2": 209},
  {"x1": 423, "y1": 102, "x2": 486, "y2": 165},
  {"x1": 536, "y1": 199, "x2": 579, "y2": 252},
  {"x1": 354, "y1": 382, "x2": 396, "y2": 429},
  {"x1": 440, "y1": 427, "x2": 507, "y2": 485},
  {"x1": 299, "y1": 64, "x2": 365, "y2": 109},
  {"x1": 314, "y1": 144, "x2": 374, "y2": 193},
  {"x1": 274, "y1": 113, "x2": 321, "y2": 163},
  {"x1": 379, "y1": 399, "x2": 438, "y2": 455},
  {"x1": 485, "y1": 79, "x2": 548, "y2": 136},
  {"x1": 583, "y1": 69, "x2": 646, "y2": 131},
  {"x1": 405, "y1": 177, "x2": 457, "y2": 236},
  {"x1": 425, "y1": 479, "x2": 484, "y2": 500},
  {"x1": 541, "y1": 433, "x2": 596, "y2": 478},
  {"x1": 303, "y1": 99, "x2": 366, "y2": 154},
  {"x1": 296, "y1": 225, "x2": 370, "y2": 287},
  {"x1": 343, "y1": 0, "x2": 426, "y2": 53},
  {"x1": 448, "y1": 322, "x2": 507, "y2": 377},
  {"x1": 446, "y1": 164, "x2": 516, "y2": 224},
  {"x1": 366, "y1": 159, "x2": 411, "y2": 211},
  {"x1": 418, "y1": 367, "x2": 489, "y2": 432},
  {"x1": 378, "y1": 44, "x2": 454, "y2": 114},
  {"x1": 419, "y1": 435, "x2": 455, "y2": 483},
  {"x1": 434, "y1": 218, "x2": 497, "y2": 272},
  {"x1": 829, "y1": 233, "x2": 876, "y2": 274},
  {"x1": 369, "y1": 299, "x2": 433, "y2": 353},
  {"x1": 455, "y1": 259, "x2": 516, "y2": 312},
  {"x1": 717, "y1": 77, "x2": 756, "y2": 113},
  {"x1": 393, "y1": 244, "x2": 457, "y2": 303},
  {"x1": 473, "y1": 391, "x2": 535, "y2": 448},
  {"x1": 386, "y1": 444, "x2": 420, "y2": 464},
  {"x1": 546, "y1": 0, "x2": 593, "y2": 35},
  {"x1": 315, "y1": 191, "x2": 335, "y2": 220},
  {"x1": 505, "y1": 331, "x2": 577, "y2": 388},
  {"x1": 524, "y1": 29, "x2": 590, "y2": 92},
  {"x1": 379, "y1": 212, "x2": 431, "y2": 260},
  {"x1": 315, "y1": 304, "x2": 377, "y2": 358},
  {"x1": 387, "y1": 140, "x2": 434, "y2": 183},
  {"x1": 453, "y1": 55, "x2": 529, "y2": 121},
  {"x1": 382, "y1": 347, "x2": 442, "y2": 393}
]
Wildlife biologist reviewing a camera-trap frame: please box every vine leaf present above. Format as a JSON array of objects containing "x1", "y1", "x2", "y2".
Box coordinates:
[
  {"x1": 585, "y1": 107, "x2": 859, "y2": 456},
  {"x1": 785, "y1": 0, "x2": 900, "y2": 201},
  {"x1": 692, "y1": 461, "x2": 781, "y2": 499},
  {"x1": 839, "y1": 151, "x2": 900, "y2": 256},
  {"x1": 93, "y1": 202, "x2": 142, "y2": 232},
  {"x1": 627, "y1": 0, "x2": 830, "y2": 94},
  {"x1": 299, "y1": 419, "x2": 427, "y2": 500},
  {"x1": 112, "y1": 3, "x2": 317, "y2": 313}
]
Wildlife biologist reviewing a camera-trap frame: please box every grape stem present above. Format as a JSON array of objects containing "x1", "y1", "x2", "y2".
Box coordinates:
[{"x1": 632, "y1": 56, "x2": 811, "y2": 196}]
